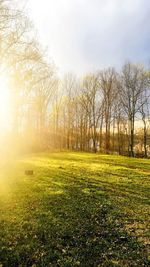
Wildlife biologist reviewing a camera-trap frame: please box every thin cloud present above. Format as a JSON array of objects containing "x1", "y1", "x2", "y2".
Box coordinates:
[{"x1": 27, "y1": 0, "x2": 150, "y2": 74}]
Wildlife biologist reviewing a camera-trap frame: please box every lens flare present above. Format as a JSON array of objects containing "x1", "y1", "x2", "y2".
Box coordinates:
[{"x1": 0, "y1": 75, "x2": 10, "y2": 130}]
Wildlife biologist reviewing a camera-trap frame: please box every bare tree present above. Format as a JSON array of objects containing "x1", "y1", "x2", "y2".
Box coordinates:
[
  {"x1": 80, "y1": 74, "x2": 102, "y2": 152},
  {"x1": 99, "y1": 68, "x2": 117, "y2": 153},
  {"x1": 139, "y1": 79, "x2": 150, "y2": 157},
  {"x1": 119, "y1": 63, "x2": 146, "y2": 157}
]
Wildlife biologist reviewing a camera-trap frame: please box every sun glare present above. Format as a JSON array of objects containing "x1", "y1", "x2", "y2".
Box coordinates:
[{"x1": 0, "y1": 75, "x2": 11, "y2": 130}]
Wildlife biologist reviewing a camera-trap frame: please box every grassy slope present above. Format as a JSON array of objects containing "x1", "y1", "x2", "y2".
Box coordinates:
[{"x1": 0, "y1": 152, "x2": 150, "y2": 267}]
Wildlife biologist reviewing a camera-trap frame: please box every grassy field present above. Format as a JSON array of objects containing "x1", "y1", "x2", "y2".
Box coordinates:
[{"x1": 0, "y1": 152, "x2": 150, "y2": 267}]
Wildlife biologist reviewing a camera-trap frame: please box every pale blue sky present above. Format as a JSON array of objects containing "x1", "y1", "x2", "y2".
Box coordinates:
[{"x1": 28, "y1": 0, "x2": 150, "y2": 75}]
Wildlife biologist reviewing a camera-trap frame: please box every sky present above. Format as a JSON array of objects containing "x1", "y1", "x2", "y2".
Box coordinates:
[{"x1": 27, "y1": 0, "x2": 150, "y2": 75}]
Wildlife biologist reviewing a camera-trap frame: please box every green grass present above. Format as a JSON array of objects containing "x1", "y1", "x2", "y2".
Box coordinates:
[{"x1": 0, "y1": 152, "x2": 150, "y2": 266}]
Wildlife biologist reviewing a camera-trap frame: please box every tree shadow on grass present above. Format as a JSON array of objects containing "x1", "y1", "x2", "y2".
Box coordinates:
[{"x1": 0, "y1": 175, "x2": 149, "y2": 267}]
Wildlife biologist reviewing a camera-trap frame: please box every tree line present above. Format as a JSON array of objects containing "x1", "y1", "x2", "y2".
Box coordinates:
[
  {"x1": 51, "y1": 68, "x2": 150, "y2": 157},
  {"x1": 0, "y1": 1, "x2": 150, "y2": 157}
]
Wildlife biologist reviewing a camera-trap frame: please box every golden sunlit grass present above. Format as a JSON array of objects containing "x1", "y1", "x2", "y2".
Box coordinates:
[{"x1": 0, "y1": 152, "x2": 149, "y2": 266}]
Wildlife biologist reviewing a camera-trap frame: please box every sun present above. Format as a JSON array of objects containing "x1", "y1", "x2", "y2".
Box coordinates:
[{"x1": 0, "y1": 74, "x2": 11, "y2": 130}]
